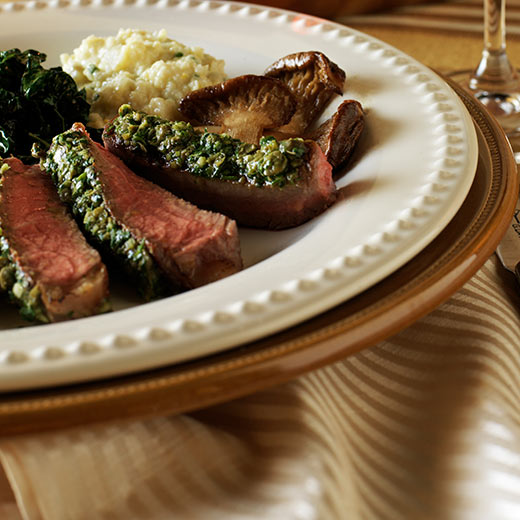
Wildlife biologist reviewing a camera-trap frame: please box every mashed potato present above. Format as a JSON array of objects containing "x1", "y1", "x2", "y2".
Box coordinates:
[{"x1": 60, "y1": 28, "x2": 227, "y2": 128}]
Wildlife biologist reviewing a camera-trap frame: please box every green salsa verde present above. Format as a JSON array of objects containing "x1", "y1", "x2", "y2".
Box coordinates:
[
  {"x1": 106, "y1": 104, "x2": 308, "y2": 187},
  {"x1": 41, "y1": 128, "x2": 167, "y2": 301},
  {"x1": 0, "y1": 235, "x2": 48, "y2": 323},
  {"x1": 0, "y1": 162, "x2": 48, "y2": 322}
]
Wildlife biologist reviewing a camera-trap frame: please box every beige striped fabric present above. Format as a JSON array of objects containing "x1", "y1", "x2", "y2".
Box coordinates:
[
  {"x1": 0, "y1": 255, "x2": 518, "y2": 519},
  {"x1": 1, "y1": 2, "x2": 520, "y2": 519}
]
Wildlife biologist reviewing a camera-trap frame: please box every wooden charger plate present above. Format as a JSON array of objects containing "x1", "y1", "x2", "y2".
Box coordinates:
[{"x1": 0, "y1": 78, "x2": 517, "y2": 435}]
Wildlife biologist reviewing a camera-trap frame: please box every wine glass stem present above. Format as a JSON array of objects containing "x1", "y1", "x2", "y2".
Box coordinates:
[{"x1": 470, "y1": 0, "x2": 520, "y2": 92}]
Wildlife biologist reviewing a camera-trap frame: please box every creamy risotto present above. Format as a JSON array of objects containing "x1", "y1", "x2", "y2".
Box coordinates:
[{"x1": 60, "y1": 28, "x2": 227, "y2": 128}]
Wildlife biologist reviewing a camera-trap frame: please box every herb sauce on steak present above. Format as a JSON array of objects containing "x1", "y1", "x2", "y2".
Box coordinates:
[
  {"x1": 42, "y1": 123, "x2": 242, "y2": 299},
  {"x1": 103, "y1": 105, "x2": 336, "y2": 229},
  {"x1": 0, "y1": 157, "x2": 109, "y2": 322}
]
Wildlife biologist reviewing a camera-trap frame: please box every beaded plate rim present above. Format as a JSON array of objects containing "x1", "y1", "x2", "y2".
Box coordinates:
[{"x1": 0, "y1": 0, "x2": 478, "y2": 391}]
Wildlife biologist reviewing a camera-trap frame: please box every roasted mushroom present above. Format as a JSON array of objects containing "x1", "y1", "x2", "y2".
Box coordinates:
[
  {"x1": 308, "y1": 99, "x2": 365, "y2": 171},
  {"x1": 178, "y1": 74, "x2": 297, "y2": 144},
  {"x1": 264, "y1": 51, "x2": 346, "y2": 135}
]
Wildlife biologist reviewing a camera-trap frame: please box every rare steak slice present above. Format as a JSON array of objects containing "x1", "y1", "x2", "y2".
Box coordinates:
[
  {"x1": 41, "y1": 123, "x2": 242, "y2": 300},
  {"x1": 102, "y1": 105, "x2": 336, "y2": 230},
  {"x1": 0, "y1": 157, "x2": 109, "y2": 322}
]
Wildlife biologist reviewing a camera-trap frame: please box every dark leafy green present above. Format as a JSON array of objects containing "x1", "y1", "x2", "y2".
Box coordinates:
[{"x1": 0, "y1": 48, "x2": 90, "y2": 163}]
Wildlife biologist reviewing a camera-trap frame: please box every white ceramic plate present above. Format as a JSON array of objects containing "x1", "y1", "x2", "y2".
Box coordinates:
[{"x1": 0, "y1": 0, "x2": 478, "y2": 391}]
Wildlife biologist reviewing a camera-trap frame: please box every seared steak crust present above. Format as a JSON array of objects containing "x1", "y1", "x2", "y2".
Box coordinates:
[
  {"x1": 103, "y1": 108, "x2": 336, "y2": 230},
  {"x1": 0, "y1": 157, "x2": 109, "y2": 322},
  {"x1": 42, "y1": 124, "x2": 242, "y2": 298},
  {"x1": 107, "y1": 138, "x2": 336, "y2": 230}
]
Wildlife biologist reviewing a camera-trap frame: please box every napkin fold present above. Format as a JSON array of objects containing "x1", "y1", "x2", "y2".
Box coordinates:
[{"x1": 0, "y1": 255, "x2": 518, "y2": 519}]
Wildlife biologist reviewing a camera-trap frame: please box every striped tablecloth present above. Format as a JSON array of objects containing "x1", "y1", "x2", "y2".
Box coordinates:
[{"x1": 1, "y1": 1, "x2": 520, "y2": 519}]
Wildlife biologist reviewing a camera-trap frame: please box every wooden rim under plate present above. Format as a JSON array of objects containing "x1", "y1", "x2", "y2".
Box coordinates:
[{"x1": 0, "y1": 78, "x2": 517, "y2": 435}]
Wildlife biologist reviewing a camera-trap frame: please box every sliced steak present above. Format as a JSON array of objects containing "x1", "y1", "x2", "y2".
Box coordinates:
[
  {"x1": 0, "y1": 157, "x2": 109, "y2": 322},
  {"x1": 41, "y1": 123, "x2": 242, "y2": 299},
  {"x1": 102, "y1": 105, "x2": 336, "y2": 230}
]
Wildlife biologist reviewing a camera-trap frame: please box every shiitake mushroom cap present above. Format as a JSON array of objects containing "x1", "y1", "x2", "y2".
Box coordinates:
[
  {"x1": 264, "y1": 51, "x2": 346, "y2": 135},
  {"x1": 307, "y1": 99, "x2": 365, "y2": 171},
  {"x1": 179, "y1": 74, "x2": 297, "y2": 144}
]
